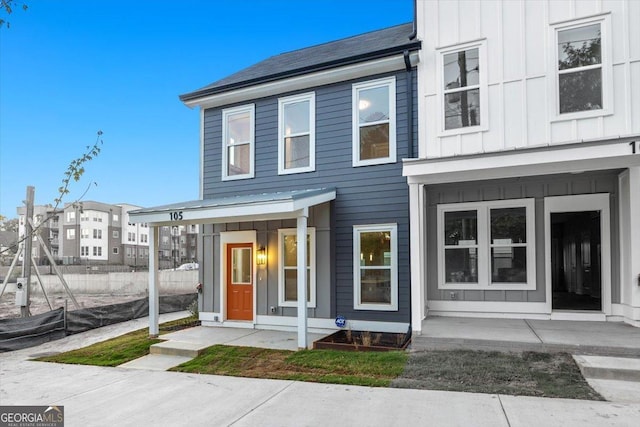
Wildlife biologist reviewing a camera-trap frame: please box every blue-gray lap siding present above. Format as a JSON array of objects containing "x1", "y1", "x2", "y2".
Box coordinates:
[
  {"x1": 424, "y1": 170, "x2": 621, "y2": 304},
  {"x1": 201, "y1": 70, "x2": 417, "y2": 323}
]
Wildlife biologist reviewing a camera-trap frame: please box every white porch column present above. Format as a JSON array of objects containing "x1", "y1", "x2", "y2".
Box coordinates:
[
  {"x1": 149, "y1": 225, "x2": 159, "y2": 337},
  {"x1": 297, "y1": 208, "x2": 308, "y2": 349},
  {"x1": 409, "y1": 183, "x2": 426, "y2": 333},
  {"x1": 626, "y1": 167, "x2": 640, "y2": 317}
]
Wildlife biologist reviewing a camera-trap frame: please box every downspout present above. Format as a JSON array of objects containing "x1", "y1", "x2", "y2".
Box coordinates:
[
  {"x1": 409, "y1": 0, "x2": 417, "y2": 40},
  {"x1": 403, "y1": 50, "x2": 414, "y2": 159}
]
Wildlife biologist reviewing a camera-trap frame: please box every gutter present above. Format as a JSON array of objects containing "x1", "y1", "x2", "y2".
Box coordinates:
[{"x1": 180, "y1": 43, "x2": 421, "y2": 103}]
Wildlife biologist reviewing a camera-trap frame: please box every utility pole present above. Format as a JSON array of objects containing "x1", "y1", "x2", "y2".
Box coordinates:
[{"x1": 21, "y1": 186, "x2": 34, "y2": 317}]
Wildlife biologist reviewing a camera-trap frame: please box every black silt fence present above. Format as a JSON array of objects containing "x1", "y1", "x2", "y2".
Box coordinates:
[{"x1": 0, "y1": 293, "x2": 197, "y2": 352}]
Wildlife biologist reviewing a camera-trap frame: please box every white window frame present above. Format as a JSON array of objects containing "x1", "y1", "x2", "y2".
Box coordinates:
[
  {"x1": 437, "y1": 39, "x2": 488, "y2": 136},
  {"x1": 437, "y1": 198, "x2": 536, "y2": 290},
  {"x1": 277, "y1": 227, "x2": 316, "y2": 308},
  {"x1": 278, "y1": 92, "x2": 315, "y2": 175},
  {"x1": 352, "y1": 77, "x2": 396, "y2": 167},
  {"x1": 67, "y1": 229, "x2": 75, "y2": 239},
  {"x1": 549, "y1": 13, "x2": 613, "y2": 121},
  {"x1": 353, "y1": 223, "x2": 398, "y2": 311},
  {"x1": 221, "y1": 104, "x2": 255, "y2": 181}
]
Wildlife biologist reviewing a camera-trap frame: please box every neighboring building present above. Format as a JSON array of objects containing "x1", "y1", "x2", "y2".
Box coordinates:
[
  {"x1": 0, "y1": 230, "x2": 18, "y2": 265},
  {"x1": 119, "y1": 203, "x2": 150, "y2": 268},
  {"x1": 404, "y1": 0, "x2": 640, "y2": 331},
  {"x1": 61, "y1": 201, "x2": 121, "y2": 265},
  {"x1": 17, "y1": 205, "x2": 61, "y2": 264},
  {"x1": 158, "y1": 224, "x2": 199, "y2": 269},
  {"x1": 130, "y1": 23, "x2": 421, "y2": 345}
]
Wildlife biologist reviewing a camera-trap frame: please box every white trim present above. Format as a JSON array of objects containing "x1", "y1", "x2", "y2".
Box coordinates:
[
  {"x1": 221, "y1": 104, "x2": 255, "y2": 181},
  {"x1": 549, "y1": 13, "x2": 613, "y2": 121},
  {"x1": 199, "y1": 107, "x2": 204, "y2": 199},
  {"x1": 428, "y1": 300, "x2": 549, "y2": 314},
  {"x1": 353, "y1": 223, "x2": 398, "y2": 311},
  {"x1": 128, "y1": 190, "x2": 336, "y2": 226},
  {"x1": 550, "y1": 311, "x2": 606, "y2": 321},
  {"x1": 219, "y1": 230, "x2": 257, "y2": 323},
  {"x1": 544, "y1": 193, "x2": 612, "y2": 315},
  {"x1": 403, "y1": 137, "x2": 640, "y2": 185},
  {"x1": 183, "y1": 53, "x2": 420, "y2": 109},
  {"x1": 436, "y1": 39, "x2": 488, "y2": 136},
  {"x1": 277, "y1": 227, "x2": 316, "y2": 308},
  {"x1": 409, "y1": 183, "x2": 426, "y2": 331},
  {"x1": 255, "y1": 315, "x2": 409, "y2": 333},
  {"x1": 278, "y1": 92, "x2": 316, "y2": 175},
  {"x1": 199, "y1": 312, "x2": 221, "y2": 323},
  {"x1": 352, "y1": 77, "x2": 397, "y2": 167},
  {"x1": 437, "y1": 199, "x2": 536, "y2": 291}
]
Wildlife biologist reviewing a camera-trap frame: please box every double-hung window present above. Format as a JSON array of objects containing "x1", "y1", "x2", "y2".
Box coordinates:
[
  {"x1": 437, "y1": 199, "x2": 536, "y2": 290},
  {"x1": 438, "y1": 40, "x2": 487, "y2": 133},
  {"x1": 553, "y1": 15, "x2": 611, "y2": 117},
  {"x1": 352, "y1": 77, "x2": 396, "y2": 166},
  {"x1": 353, "y1": 224, "x2": 398, "y2": 311},
  {"x1": 278, "y1": 228, "x2": 316, "y2": 307},
  {"x1": 278, "y1": 93, "x2": 315, "y2": 174},
  {"x1": 222, "y1": 104, "x2": 255, "y2": 180}
]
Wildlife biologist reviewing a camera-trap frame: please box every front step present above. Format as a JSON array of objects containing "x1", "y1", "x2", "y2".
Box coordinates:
[
  {"x1": 150, "y1": 340, "x2": 205, "y2": 358},
  {"x1": 573, "y1": 355, "x2": 640, "y2": 382}
]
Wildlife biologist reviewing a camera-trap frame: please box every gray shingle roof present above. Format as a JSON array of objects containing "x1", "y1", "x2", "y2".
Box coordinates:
[{"x1": 180, "y1": 22, "x2": 419, "y2": 102}]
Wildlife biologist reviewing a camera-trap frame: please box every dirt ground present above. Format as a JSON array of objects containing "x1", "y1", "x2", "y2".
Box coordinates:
[{"x1": 0, "y1": 292, "x2": 153, "y2": 319}]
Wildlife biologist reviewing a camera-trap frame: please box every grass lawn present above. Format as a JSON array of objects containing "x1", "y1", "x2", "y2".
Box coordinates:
[
  {"x1": 35, "y1": 316, "x2": 199, "y2": 367},
  {"x1": 170, "y1": 345, "x2": 407, "y2": 387},
  {"x1": 392, "y1": 350, "x2": 604, "y2": 400},
  {"x1": 35, "y1": 325, "x2": 603, "y2": 400}
]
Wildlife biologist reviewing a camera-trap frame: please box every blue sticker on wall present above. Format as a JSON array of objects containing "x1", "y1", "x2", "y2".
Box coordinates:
[{"x1": 335, "y1": 315, "x2": 346, "y2": 328}]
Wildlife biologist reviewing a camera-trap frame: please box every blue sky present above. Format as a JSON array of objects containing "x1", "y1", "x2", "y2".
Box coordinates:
[{"x1": 0, "y1": 0, "x2": 413, "y2": 219}]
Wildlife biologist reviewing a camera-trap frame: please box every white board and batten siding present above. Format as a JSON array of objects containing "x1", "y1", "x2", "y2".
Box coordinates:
[{"x1": 417, "y1": 0, "x2": 640, "y2": 159}]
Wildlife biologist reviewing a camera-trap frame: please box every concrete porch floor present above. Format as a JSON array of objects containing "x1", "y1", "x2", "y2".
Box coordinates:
[{"x1": 412, "y1": 316, "x2": 640, "y2": 357}]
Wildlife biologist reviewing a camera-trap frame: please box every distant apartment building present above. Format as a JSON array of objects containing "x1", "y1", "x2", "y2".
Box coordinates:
[
  {"x1": 16, "y1": 201, "x2": 198, "y2": 269},
  {"x1": 17, "y1": 205, "x2": 62, "y2": 264}
]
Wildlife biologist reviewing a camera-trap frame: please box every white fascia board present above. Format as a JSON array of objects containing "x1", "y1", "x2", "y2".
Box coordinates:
[
  {"x1": 128, "y1": 191, "x2": 336, "y2": 226},
  {"x1": 404, "y1": 140, "x2": 640, "y2": 184},
  {"x1": 184, "y1": 53, "x2": 419, "y2": 110}
]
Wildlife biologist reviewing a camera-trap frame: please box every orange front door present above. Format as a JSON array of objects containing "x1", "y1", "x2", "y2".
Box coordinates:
[{"x1": 226, "y1": 243, "x2": 253, "y2": 321}]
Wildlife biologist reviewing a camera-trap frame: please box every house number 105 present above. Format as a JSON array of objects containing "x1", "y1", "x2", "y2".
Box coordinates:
[{"x1": 170, "y1": 211, "x2": 183, "y2": 221}]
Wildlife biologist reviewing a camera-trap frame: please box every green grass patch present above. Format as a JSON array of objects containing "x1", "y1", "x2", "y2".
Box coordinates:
[
  {"x1": 392, "y1": 350, "x2": 603, "y2": 400},
  {"x1": 35, "y1": 316, "x2": 198, "y2": 367},
  {"x1": 170, "y1": 345, "x2": 407, "y2": 387}
]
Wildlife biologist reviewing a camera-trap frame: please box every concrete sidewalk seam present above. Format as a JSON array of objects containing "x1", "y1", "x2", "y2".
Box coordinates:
[
  {"x1": 31, "y1": 362, "x2": 147, "y2": 405},
  {"x1": 497, "y1": 394, "x2": 512, "y2": 427},
  {"x1": 227, "y1": 381, "x2": 295, "y2": 426},
  {"x1": 523, "y1": 319, "x2": 544, "y2": 344},
  {"x1": 224, "y1": 329, "x2": 262, "y2": 345}
]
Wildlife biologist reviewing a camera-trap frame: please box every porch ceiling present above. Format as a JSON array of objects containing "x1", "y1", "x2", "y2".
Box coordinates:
[{"x1": 128, "y1": 188, "x2": 336, "y2": 226}]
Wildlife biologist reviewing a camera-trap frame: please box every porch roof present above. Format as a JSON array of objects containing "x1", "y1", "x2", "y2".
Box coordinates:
[{"x1": 128, "y1": 188, "x2": 336, "y2": 226}]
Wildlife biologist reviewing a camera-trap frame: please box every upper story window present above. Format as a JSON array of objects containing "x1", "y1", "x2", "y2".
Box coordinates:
[
  {"x1": 553, "y1": 15, "x2": 611, "y2": 118},
  {"x1": 222, "y1": 104, "x2": 255, "y2": 180},
  {"x1": 66, "y1": 211, "x2": 75, "y2": 222},
  {"x1": 352, "y1": 77, "x2": 396, "y2": 167},
  {"x1": 278, "y1": 93, "x2": 315, "y2": 174},
  {"x1": 438, "y1": 40, "x2": 487, "y2": 134}
]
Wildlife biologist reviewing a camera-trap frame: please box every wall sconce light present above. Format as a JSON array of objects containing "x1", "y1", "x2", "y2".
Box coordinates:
[{"x1": 256, "y1": 246, "x2": 267, "y2": 265}]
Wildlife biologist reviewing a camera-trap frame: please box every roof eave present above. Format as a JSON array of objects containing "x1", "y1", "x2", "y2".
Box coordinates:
[{"x1": 179, "y1": 41, "x2": 421, "y2": 104}]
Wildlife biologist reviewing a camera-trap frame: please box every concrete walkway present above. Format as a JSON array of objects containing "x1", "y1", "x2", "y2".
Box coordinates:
[
  {"x1": 413, "y1": 317, "x2": 640, "y2": 356},
  {"x1": 1, "y1": 314, "x2": 640, "y2": 426}
]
